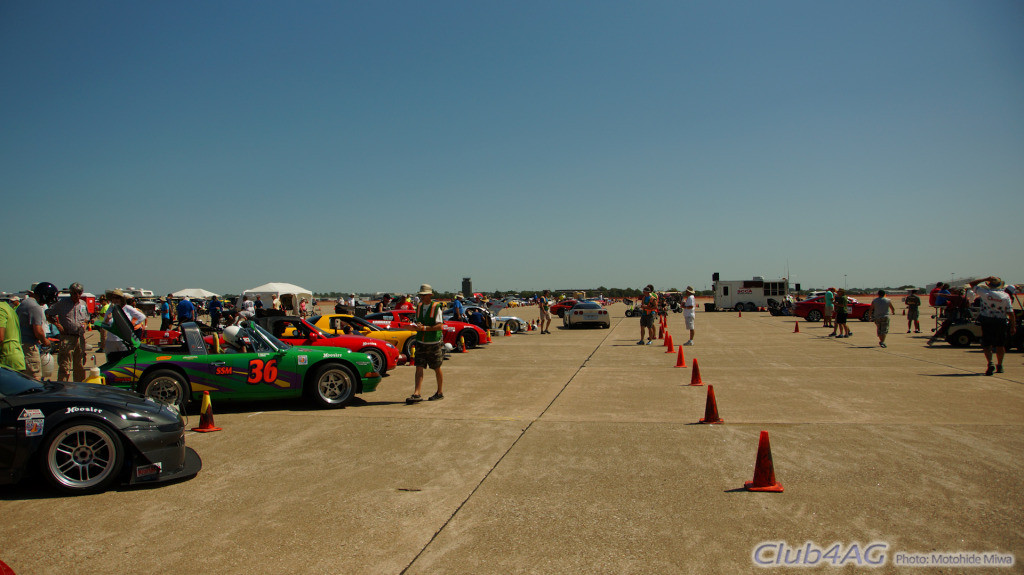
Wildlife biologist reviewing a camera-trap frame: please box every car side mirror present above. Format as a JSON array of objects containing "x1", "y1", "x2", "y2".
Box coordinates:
[{"x1": 309, "y1": 331, "x2": 319, "y2": 340}]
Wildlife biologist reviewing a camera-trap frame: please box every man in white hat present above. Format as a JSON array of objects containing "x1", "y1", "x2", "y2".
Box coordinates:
[
  {"x1": 452, "y1": 294, "x2": 466, "y2": 321},
  {"x1": 407, "y1": 284, "x2": 445, "y2": 403},
  {"x1": 682, "y1": 287, "x2": 697, "y2": 346}
]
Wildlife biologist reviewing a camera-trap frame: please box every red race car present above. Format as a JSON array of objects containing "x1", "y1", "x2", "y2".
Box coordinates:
[
  {"x1": 548, "y1": 299, "x2": 579, "y2": 318},
  {"x1": 793, "y1": 295, "x2": 873, "y2": 323},
  {"x1": 365, "y1": 310, "x2": 491, "y2": 349}
]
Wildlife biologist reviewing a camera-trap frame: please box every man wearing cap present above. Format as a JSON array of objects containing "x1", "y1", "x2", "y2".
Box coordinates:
[
  {"x1": 0, "y1": 298, "x2": 25, "y2": 371},
  {"x1": 452, "y1": 294, "x2": 466, "y2": 321},
  {"x1": 373, "y1": 294, "x2": 392, "y2": 314},
  {"x1": 160, "y1": 294, "x2": 175, "y2": 330},
  {"x1": 903, "y1": 289, "x2": 922, "y2": 334},
  {"x1": 682, "y1": 287, "x2": 697, "y2": 346},
  {"x1": 968, "y1": 276, "x2": 1016, "y2": 375},
  {"x1": 105, "y1": 291, "x2": 147, "y2": 348},
  {"x1": 407, "y1": 284, "x2": 445, "y2": 403},
  {"x1": 209, "y1": 295, "x2": 223, "y2": 327},
  {"x1": 47, "y1": 283, "x2": 90, "y2": 381}
]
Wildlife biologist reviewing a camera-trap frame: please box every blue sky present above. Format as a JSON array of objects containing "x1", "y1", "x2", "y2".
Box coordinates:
[{"x1": 2, "y1": 1, "x2": 1021, "y2": 296}]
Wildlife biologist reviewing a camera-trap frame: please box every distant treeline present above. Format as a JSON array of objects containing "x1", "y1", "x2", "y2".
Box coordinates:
[{"x1": 312, "y1": 287, "x2": 705, "y2": 300}]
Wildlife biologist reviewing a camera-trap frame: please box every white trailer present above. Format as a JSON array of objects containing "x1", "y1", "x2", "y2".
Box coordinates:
[{"x1": 712, "y1": 275, "x2": 789, "y2": 312}]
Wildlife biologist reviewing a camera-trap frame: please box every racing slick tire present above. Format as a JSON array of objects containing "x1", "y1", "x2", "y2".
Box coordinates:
[
  {"x1": 141, "y1": 369, "x2": 191, "y2": 412},
  {"x1": 402, "y1": 338, "x2": 415, "y2": 358},
  {"x1": 505, "y1": 320, "x2": 522, "y2": 334},
  {"x1": 860, "y1": 309, "x2": 873, "y2": 322},
  {"x1": 460, "y1": 329, "x2": 480, "y2": 349},
  {"x1": 806, "y1": 310, "x2": 822, "y2": 322},
  {"x1": 359, "y1": 347, "x2": 388, "y2": 376},
  {"x1": 308, "y1": 363, "x2": 357, "y2": 408},
  {"x1": 42, "y1": 420, "x2": 125, "y2": 494}
]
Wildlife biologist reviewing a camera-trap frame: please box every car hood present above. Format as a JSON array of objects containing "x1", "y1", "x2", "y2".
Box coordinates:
[
  {"x1": 47, "y1": 381, "x2": 152, "y2": 406},
  {"x1": 99, "y1": 304, "x2": 141, "y2": 350}
]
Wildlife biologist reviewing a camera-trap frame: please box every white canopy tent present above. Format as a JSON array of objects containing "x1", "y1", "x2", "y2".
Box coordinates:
[
  {"x1": 241, "y1": 282, "x2": 313, "y2": 313},
  {"x1": 172, "y1": 288, "x2": 221, "y2": 299}
]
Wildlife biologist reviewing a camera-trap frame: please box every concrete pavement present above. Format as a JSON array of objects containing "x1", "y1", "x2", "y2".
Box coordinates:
[{"x1": 1, "y1": 303, "x2": 1021, "y2": 574}]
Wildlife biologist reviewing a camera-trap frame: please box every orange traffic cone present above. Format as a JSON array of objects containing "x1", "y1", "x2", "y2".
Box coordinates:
[
  {"x1": 658, "y1": 324, "x2": 665, "y2": 340},
  {"x1": 664, "y1": 334, "x2": 674, "y2": 353},
  {"x1": 744, "y1": 430, "x2": 784, "y2": 492},
  {"x1": 504, "y1": 323, "x2": 512, "y2": 336},
  {"x1": 674, "y1": 344, "x2": 687, "y2": 367},
  {"x1": 456, "y1": 335, "x2": 466, "y2": 353},
  {"x1": 698, "y1": 385, "x2": 723, "y2": 424},
  {"x1": 738, "y1": 310, "x2": 742, "y2": 318},
  {"x1": 794, "y1": 321, "x2": 800, "y2": 333},
  {"x1": 191, "y1": 391, "x2": 222, "y2": 433},
  {"x1": 689, "y1": 358, "x2": 704, "y2": 386}
]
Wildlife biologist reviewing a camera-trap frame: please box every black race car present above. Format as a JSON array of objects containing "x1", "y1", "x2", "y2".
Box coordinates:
[{"x1": 0, "y1": 366, "x2": 201, "y2": 494}]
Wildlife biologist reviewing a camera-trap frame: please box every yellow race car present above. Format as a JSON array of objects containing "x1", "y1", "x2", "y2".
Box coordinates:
[{"x1": 311, "y1": 313, "x2": 418, "y2": 357}]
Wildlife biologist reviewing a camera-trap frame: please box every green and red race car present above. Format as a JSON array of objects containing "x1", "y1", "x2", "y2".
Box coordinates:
[{"x1": 98, "y1": 306, "x2": 382, "y2": 411}]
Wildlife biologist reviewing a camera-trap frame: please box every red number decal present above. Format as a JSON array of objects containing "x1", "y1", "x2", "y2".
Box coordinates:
[
  {"x1": 247, "y1": 359, "x2": 279, "y2": 384},
  {"x1": 264, "y1": 359, "x2": 278, "y2": 383}
]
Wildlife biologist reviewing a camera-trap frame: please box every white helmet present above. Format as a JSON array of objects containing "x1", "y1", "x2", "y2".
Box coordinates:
[{"x1": 223, "y1": 325, "x2": 242, "y2": 346}]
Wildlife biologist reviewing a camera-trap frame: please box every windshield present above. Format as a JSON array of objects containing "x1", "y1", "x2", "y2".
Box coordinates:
[
  {"x1": 346, "y1": 316, "x2": 383, "y2": 331},
  {"x1": 0, "y1": 365, "x2": 44, "y2": 396},
  {"x1": 311, "y1": 314, "x2": 382, "y2": 334},
  {"x1": 574, "y1": 302, "x2": 602, "y2": 310},
  {"x1": 243, "y1": 321, "x2": 290, "y2": 352}
]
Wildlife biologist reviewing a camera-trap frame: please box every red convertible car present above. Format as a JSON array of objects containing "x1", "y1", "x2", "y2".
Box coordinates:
[
  {"x1": 365, "y1": 310, "x2": 491, "y2": 349},
  {"x1": 549, "y1": 299, "x2": 579, "y2": 318},
  {"x1": 254, "y1": 316, "x2": 402, "y2": 375},
  {"x1": 793, "y1": 295, "x2": 873, "y2": 322}
]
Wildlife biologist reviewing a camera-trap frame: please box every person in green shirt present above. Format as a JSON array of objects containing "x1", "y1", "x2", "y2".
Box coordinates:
[
  {"x1": 0, "y1": 300, "x2": 26, "y2": 370},
  {"x1": 407, "y1": 284, "x2": 445, "y2": 403}
]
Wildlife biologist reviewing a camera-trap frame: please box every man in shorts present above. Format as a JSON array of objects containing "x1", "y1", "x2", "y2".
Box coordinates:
[
  {"x1": 682, "y1": 286, "x2": 697, "y2": 346},
  {"x1": 18, "y1": 282, "x2": 59, "y2": 379},
  {"x1": 407, "y1": 284, "x2": 445, "y2": 403},
  {"x1": 871, "y1": 290, "x2": 896, "y2": 348},
  {"x1": 968, "y1": 277, "x2": 1016, "y2": 375},
  {"x1": 537, "y1": 290, "x2": 552, "y2": 334},
  {"x1": 904, "y1": 289, "x2": 921, "y2": 333},
  {"x1": 47, "y1": 282, "x2": 90, "y2": 382},
  {"x1": 831, "y1": 288, "x2": 851, "y2": 338},
  {"x1": 638, "y1": 284, "x2": 658, "y2": 345}
]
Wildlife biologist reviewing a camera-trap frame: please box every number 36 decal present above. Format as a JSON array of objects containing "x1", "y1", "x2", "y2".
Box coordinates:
[{"x1": 247, "y1": 358, "x2": 279, "y2": 384}]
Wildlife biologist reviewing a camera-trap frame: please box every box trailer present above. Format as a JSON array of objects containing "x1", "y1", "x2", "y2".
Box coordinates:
[{"x1": 712, "y1": 275, "x2": 789, "y2": 312}]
